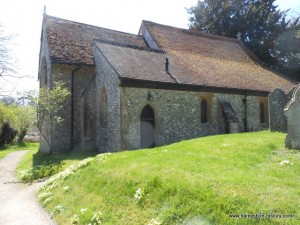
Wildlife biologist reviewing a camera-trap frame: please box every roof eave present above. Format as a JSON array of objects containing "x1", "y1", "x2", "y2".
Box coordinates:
[{"x1": 119, "y1": 77, "x2": 270, "y2": 97}]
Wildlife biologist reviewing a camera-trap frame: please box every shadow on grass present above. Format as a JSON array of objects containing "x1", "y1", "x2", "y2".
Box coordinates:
[
  {"x1": 17, "y1": 149, "x2": 99, "y2": 182},
  {"x1": 32, "y1": 149, "x2": 98, "y2": 168}
]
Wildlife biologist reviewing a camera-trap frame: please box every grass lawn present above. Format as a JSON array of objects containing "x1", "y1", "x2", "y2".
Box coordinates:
[
  {"x1": 17, "y1": 146, "x2": 98, "y2": 182},
  {"x1": 36, "y1": 131, "x2": 299, "y2": 224},
  {"x1": 0, "y1": 142, "x2": 39, "y2": 159}
]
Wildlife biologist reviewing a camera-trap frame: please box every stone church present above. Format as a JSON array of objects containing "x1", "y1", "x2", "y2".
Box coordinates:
[{"x1": 38, "y1": 14, "x2": 296, "y2": 153}]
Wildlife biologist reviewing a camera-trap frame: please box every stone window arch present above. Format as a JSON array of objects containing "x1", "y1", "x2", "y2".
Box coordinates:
[{"x1": 140, "y1": 104, "x2": 155, "y2": 148}]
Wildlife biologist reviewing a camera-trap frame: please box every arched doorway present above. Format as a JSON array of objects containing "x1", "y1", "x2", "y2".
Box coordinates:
[{"x1": 140, "y1": 105, "x2": 155, "y2": 148}]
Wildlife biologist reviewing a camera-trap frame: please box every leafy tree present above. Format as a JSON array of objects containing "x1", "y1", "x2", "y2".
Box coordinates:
[
  {"x1": 274, "y1": 17, "x2": 300, "y2": 76},
  {"x1": 0, "y1": 99, "x2": 36, "y2": 146},
  {"x1": 26, "y1": 82, "x2": 70, "y2": 144},
  {"x1": 187, "y1": 0, "x2": 299, "y2": 69},
  {"x1": 0, "y1": 122, "x2": 17, "y2": 146}
]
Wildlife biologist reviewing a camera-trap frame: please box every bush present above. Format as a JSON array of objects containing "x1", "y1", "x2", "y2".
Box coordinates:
[
  {"x1": 0, "y1": 122, "x2": 18, "y2": 147},
  {"x1": 18, "y1": 162, "x2": 63, "y2": 182},
  {"x1": 17, "y1": 126, "x2": 27, "y2": 143}
]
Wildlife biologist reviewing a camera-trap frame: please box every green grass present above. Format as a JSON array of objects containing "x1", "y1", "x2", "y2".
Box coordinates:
[
  {"x1": 0, "y1": 142, "x2": 39, "y2": 159},
  {"x1": 36, "y1": 131, "x2": 299, "y2": 224},
  {"x1": 17, "y1": 147, "x2": 98, "y2": 182}
]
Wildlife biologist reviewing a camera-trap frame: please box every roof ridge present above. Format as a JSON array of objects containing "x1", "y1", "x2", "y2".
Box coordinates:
[
  {"x1": 142, "y1": 20, "x2": 239, "y2": 43},
  {"x1": 45, "y1": 14, "x2": 143, "y2": 38},
  {"x1": 94, "y1": 38, "x2": 165, "y2": 54}
]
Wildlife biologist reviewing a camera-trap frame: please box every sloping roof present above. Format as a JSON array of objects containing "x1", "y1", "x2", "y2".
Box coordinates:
[
  {"x1": 140, "y1": 21, "x2": 297, "y2": 92},
  {"x1": 43, "y1": 15, "x2": 297, "y2": 93},
  {"x1": 95, "y1": 41, "x2": 180, "y2": 83},
  {"x1": 44, "y1": 15, "x2": 148, "y2": 65}
]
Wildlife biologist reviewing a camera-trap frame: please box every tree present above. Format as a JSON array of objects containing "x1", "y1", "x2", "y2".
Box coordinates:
[
  {"x1": 274, "y1": 17, "x2": 300, "y2": 78},
  {"x1": 26, "y1": 82, "x2": 70, "y2": 145},
  {"x1": 0, "y1": 99, "x2": 36, "y2": 146},
  {"x1": 187, "y1": 0, "x2": 299, "y2": 69},
  {"x1": 0, "y1": 23, "x2": 16, "y2": 78}
]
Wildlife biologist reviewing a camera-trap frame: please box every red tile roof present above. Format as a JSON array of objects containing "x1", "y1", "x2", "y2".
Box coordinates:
[
  {"x1": 95, "y1": 41, "x2": 177, "y2": 83},
  {"x1": 44, "y1": 15, "x2": 148, "y2": 65},
  {"x1": 141, "y1": 21, "x2": 297, "y2": 92},
  {"x1": 44, "y1": 15, "x2": 297, "y2": 93}
]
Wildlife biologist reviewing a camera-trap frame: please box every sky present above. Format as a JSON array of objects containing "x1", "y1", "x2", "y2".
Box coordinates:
[{"x1": 0, "y1": 0, "x2": 299, "y2": 97}]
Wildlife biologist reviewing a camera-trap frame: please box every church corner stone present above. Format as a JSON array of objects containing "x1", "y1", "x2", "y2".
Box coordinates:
[{"x1": 284, "y1": 85, "x2": 300, "y2": 150}]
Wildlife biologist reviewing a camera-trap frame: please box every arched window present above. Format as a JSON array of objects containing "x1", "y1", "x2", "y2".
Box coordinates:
[
  {"x1": 201, "y1": 99, "x2": 208, "y2": 123},
  {"x1": 140, "y1": 105, "x2": 155, "y2": 148},
  {"x1": 260, "y1": 102, "x2": 266, "y2": 124}
]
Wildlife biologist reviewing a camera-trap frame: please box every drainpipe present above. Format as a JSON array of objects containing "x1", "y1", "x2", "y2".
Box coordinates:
[
  {"x1": 242, "y1": 91, "x2": 248, "y2": 132},
  {"x1": 71, "y1": 66, "x2": 82, "y2": 151}
]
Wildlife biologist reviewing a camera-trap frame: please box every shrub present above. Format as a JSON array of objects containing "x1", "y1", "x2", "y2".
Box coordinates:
[
  {"x1": 17, "y1": 126, "x2": 27, "y2": 143},
  {"x1": 18, "y1": 162, "x2": 63, "y2": 182},
  {"x1": 0, "y1": 122, "x2": 18, "y2": 147}
]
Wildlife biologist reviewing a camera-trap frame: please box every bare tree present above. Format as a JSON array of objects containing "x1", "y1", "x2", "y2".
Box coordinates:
[
  {"x1": 0, "y1": 23, "x2": 30, "y2": 96},
  {"x1": 0, "y1": 23, "x2": 16, "y2": 78}
]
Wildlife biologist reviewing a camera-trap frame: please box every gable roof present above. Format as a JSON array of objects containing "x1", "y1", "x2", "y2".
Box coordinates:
[
  {"x1": 44, "y1": 15, "x2": 148, "y2": 65},
  {"x1": 95, "y1": 41, "x2": 179, "y2": 84},
  {"x1": 43, "y1": 15, "x2": 297, "y2": 93},
  {"x1": 139, "y1": 21, "x2": 296, "y2": 93}
]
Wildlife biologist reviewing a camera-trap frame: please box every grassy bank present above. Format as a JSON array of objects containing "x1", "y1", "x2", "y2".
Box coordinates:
[
  {"x1": 0, "y1": 142, "x2": 39, "y2": 159},
  {"x1": 17, "y1": 147, "x2": 97, "y2": 182},
  {"x1": 37, "y1": 131, "x2": 299, "y2": 224}
]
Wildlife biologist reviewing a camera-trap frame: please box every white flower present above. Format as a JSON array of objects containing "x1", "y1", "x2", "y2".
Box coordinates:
[
  {"x1": 134, "y1": 188, "x2": 144, "y2": 203},
  {"x1": 80, "y1": 208, "x2": 88, "y2": 214},
  {"x1": 148, "y1": 217, "x2": 162, "y2": 225},
  {"x1": 43, "y1": 197, "x2": 53, "y2": 205},
  {"x1": 279, "y1": 160, "x2": 293, "y2": 166},
  {"x1": 63, "y1": 186, "x2": 70, "y2": 191},
  {"x1": 162, "y1": 149, "x2": 168, "y2": 152},
  {"x1": 38, "y1": 192, "x2": 52, "y2": 201}
]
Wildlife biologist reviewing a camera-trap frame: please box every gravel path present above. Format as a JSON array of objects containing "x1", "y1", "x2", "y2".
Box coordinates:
[{"x1": 0, "y1": 151, "x2": 57, "y2": 225}]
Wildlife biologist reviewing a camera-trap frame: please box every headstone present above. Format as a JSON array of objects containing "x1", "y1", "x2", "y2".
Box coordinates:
[
  {"x1": 268, "y1": 88, "x2": 289, "y2": 132},
  {"x1": 218, "y1": 97, "x2": 239, "y2": 133},
  {"x1": 284, "y1": 85, "x2": 300, "y2": 149}
]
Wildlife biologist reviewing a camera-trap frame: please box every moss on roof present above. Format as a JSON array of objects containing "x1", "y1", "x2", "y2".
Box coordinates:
[
  {"x1": 45, "y1": 15, "x2": 148, "y2": 65},
  {"x1": 142, "y1": 21, "x2": 297, "y2": 92}
]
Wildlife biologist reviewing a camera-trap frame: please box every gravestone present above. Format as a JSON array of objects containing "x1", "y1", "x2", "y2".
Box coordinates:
[
  {"x1": 284, "y1": 85, "x2": 300, "y2": 149},
  {"x1": 268, "y1": 88, "x2": 289, "y2": 132},
  {"x1": 218, "y1": 97, "x2": 239, "y2": 133}
]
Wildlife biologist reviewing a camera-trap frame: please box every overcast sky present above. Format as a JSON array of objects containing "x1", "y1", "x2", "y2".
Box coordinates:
[{"x1": 0, "y1": 0, "x2": 299, "y2": 96}]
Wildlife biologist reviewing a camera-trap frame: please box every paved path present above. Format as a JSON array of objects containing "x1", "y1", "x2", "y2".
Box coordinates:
[{"x1": 0, "y1": 151, "x2": 57, "y2": 225}]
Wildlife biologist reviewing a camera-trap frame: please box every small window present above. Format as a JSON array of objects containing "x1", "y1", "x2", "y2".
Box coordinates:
[
  {"x1": 260, "y1": 102, "x2": 266, "y2": 123},
  {"x1": 201, "y1": 99, "x2": 208, "y2": 123}
]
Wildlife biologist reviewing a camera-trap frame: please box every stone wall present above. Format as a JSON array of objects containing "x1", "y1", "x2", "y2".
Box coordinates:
[
  {"x1": 40, "y1": 64, "x2": 96, "y2": 152},
  {"x1": 72, "y1": 67, "x2": 96, "y2": 151},
  {"x1": 119, "y1": 87, "x2": 266, "y2": 150},
  {"x1": 38, "y1": 25, "x2": 52, "y2": 153},
  {"x1": 94, "y1": 46, "x2": 121, "y2": 152},
  {"x1": 49, "y1": 64, "x2": 73, "y2": 152}
]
